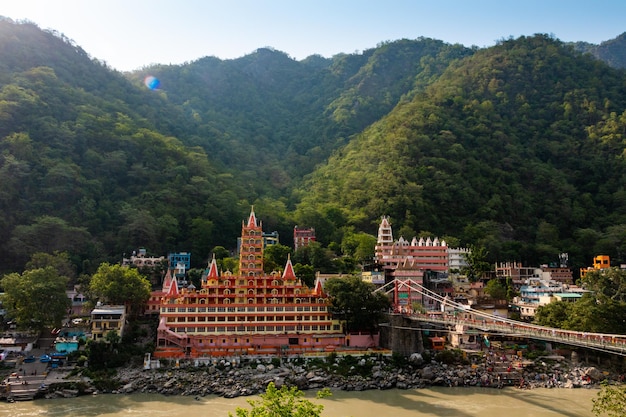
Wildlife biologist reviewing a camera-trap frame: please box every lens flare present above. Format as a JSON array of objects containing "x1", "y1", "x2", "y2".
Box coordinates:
[{"x1": 144, "y1": 75, "x2": 160, "y2": 90}]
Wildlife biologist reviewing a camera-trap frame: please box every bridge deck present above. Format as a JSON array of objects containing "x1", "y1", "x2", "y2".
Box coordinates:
[{"x1": 404, "y1": 313, "x2": 626, "y2": 355}]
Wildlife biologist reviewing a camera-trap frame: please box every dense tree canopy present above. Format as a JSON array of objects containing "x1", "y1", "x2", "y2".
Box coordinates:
[
  {"x1": 535, "y1": 268, "x2": 626, "y2": 334},
  {"x1": 88, "y1": 263, "x2": 151, "y2": 316},
  {"x1": 0, "y1": 266, "x2": 70, "y2": 329},
  {"x1": 324, "y1": 275, "x2": 392, "y2": 332}
]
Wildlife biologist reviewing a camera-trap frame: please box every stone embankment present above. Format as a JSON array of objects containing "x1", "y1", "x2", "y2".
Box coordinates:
[{"x1": 42, "y1": 353, "x2": 623, "y2": 399}]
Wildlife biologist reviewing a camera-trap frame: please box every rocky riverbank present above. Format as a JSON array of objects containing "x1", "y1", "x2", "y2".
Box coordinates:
[{"x1": 42, "y1": 351, "x2": 623, "y2": 400}]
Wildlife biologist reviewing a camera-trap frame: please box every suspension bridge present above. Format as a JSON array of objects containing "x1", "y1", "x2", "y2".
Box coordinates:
[{"x1": 375, "y1": 278, "x2": 626, "y2": 356}]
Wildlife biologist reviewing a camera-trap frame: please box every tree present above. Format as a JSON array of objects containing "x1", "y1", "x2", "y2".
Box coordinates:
[
  {"x1": 230, "y1": 382, "x2": 330, "y2": 417},
  {"x1": 293, "y1": 263, "x2": 315, "y2": 287},
  {"x1": 593, "y1": 382, "x2": 626, "y2": 417},
  {"x1": 581, "y1": 267, "x2": 626, "y2": 302},
  {"x1": 88, "y1": 263, "x2": 151, "y2": 316},
  {"x1": 7, "y1": 216, "x2": 92, "y2": 266},
  {"x1": 534, "y1": 300, "x2": 570, "y2": 328},
  {"x1": 484, "y1": 279, "x2": 507, "y2": 300},
  {"x1": 211, "y1": 245, "x2": 230, "y2": 260},
  {"x1": 324, "y1": 275, "x2": 391, "y2": 332},
  {"x1": 0, "y1": 267, "x2": 71, "y2": 330},
  {"x1": 264, "y1": 244, "x2": 292, "y2": 273},
  {"x1": 461, "y1": 245, "x2": 492, "y2": 282},
  {"x1": 25, "y1": 251, "x2": 77, "y2": 283},
  {"x1": 340, "y1": 231, "x2": 376, "y2": 263},
  {"x1": 292, "y1": 242, "x2": 335, "y2": 273}
]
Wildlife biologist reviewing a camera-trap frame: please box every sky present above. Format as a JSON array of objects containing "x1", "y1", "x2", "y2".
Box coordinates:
[{"x1": 1, "y1": 1, "x2": 626, "y2": 72}]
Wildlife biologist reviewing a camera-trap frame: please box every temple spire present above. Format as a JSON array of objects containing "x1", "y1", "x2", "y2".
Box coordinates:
[
  {"x1": 166, "y1": 276, "x2": 179, "y2": 297},
  {"x1": 312, "y1": 276, "x2": 324, "y2": 296},
  {"x1": 247, "y1": 206, "x2": 257, "y2": 228},
  {"x1": 162, "y1": 268, "x2": 173, "y2": 292},
  {"x1": 207, "y1": 253, "x2": 219, "y2": 279},
  {"x1": 377, "y1": 215, "x2": 393, "y2": 245},
  {"x1": 239, "y1": 206, "x2": 264, "y2": 277},
  {"x1": 282, "y1": 254, "x2": 296, "y2": 280}
]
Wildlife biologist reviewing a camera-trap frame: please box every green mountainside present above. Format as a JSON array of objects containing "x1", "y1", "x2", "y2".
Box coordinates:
[
  {"x1": 298, "y1": 35, "x2": 626, "y2": 268},
  {"x1": 125, "y1": 38, "x2": 473, "y2": 196},
  {"x1": 0, "y1": 19, "x2": 247, "y2": 271},
  {"x1": 1, "y1": 18, "x2": 626, "y2": 274}
]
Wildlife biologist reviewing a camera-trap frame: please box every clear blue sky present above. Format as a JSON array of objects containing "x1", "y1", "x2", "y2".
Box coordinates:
[{"x1": 2, "y1": 1, "x2": 625, "y2": 72}]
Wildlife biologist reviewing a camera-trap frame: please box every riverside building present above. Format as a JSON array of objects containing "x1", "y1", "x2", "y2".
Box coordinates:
[{"x1": 154, "y1": 208, "x2": 345, "y2": 358}]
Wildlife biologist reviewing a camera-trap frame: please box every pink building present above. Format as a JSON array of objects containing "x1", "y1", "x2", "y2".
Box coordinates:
[
  {"x1": 293, "y1": 226, "x2": 316, "y2": 251},
  {"x1": 375, "y1": 216, "x2": 449, "y2": 311},
  {"x1": 375, "y1": 216, "x2": 449, "y2": 274}
]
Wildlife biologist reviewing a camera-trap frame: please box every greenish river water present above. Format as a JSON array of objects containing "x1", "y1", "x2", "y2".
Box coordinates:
[{"x1": 1, "y1": 387, "x2": 598, "y2": 417}]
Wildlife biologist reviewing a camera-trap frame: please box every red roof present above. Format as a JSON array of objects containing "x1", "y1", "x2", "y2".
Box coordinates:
[
  {"x1": 162, "y1": 268, "x2": 172, "y2": 292},
  {"x1": 207, "y1": 253, "x2": 219, "y2": 279},
  {"x1": 282, "y1": 254, "x2": 296, "y2": 280},
  {"x1": 166, "y1": 276, "x2": 179, "y2": 297},
  {"x1": 312, "y1": 277, "x2": 324, "y2": 296}
]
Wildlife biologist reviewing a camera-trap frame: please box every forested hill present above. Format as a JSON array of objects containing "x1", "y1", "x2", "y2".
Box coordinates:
[
  {"x1": 297, "y1": 35, "x2": 626, "y2": 268},
  {"x1": 1, "y1": 18, "x2": 626, "y2": 275},
  {"x1": 0, "y1": 19, "x2": 247, "y2": 272},
  {"x1": 0, "y1": 18, "x2": 475, "y2": 273},
  {"x1": 125, "y1": 38, "x2": 473, "y2": 196}
]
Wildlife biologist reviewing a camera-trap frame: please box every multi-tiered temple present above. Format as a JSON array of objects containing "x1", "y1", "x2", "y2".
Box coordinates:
[{"x1": 154, "y1": 208, "x2": 345, "y2": 358}]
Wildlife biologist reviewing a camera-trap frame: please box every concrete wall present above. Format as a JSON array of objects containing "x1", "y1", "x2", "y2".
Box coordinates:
[{"x1": 379, "y1": 314, "x2": 423, "y2": 356}]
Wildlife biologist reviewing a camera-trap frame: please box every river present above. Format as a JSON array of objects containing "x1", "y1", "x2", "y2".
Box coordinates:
[{"x1": 2, "y1": 387, "x2": 599, "y2": 417}]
